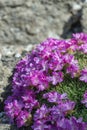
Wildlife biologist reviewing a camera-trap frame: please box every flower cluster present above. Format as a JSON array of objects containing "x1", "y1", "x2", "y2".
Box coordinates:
[
  {"x1": 33, "y1": 106, "x2": 86, "y2": 130},
  {"x1": 80, "y1": 69, "x2": 87, "y2": 83},
  {"x1": 32, "y1": 91, "x2": 87, "y2": 130},
  {"x1": 4, "y1": 33, "x2": 87, "y2": 129},
  {"x1": 82, "y1": 90, "x2": 87, "y2": 108}
]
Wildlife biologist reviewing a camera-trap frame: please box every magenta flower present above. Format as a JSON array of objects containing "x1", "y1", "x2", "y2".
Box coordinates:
[
  {"x1": 82, "y1": 90, "x2": 87, "y2": 107},
  {"x1": 73, "y1": 33, "x2": 87, "y2": 44},
  {"x1": 50, "y1": 72, "x2": 64, "y2": 85},
  {"x1": 4, "y1": 98, "x2": 23, "y2": 122},
  {"x1": 32, "y1": 103, "x2": 86, "y2": 130},
  {"x1": 43, "y1": 91, "x2": 75, "y2": 113},
  {"x1": 4, "y1": 33, "x2": 87, "y2": 129},
  {"x1": 21, "y1": 90, "x2": 39, "y2": 110},
  {"x1": 34, "y1": 104, "x2": 48, "y2": 121},
  {"x1": 73, "y1": 33, "x2": 87, "y2": 53},
  {"x1": 80, "y1": 69, "x2": 87, "y2": 83},
  {"x1": 16, "y1": 110, "x2": 31, "y2": 128},
  {"x1": 43, "y1": 91, "x2": 68, "y2": 103}
]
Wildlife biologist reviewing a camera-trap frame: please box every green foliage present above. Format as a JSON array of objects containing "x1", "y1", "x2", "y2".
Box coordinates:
[{"x1": 54, "y1": 52, "x2": 87, "y2": 122}]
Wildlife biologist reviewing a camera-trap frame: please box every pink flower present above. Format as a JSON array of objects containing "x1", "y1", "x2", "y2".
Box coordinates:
[{"x1": 80, "y1": 69, "x2": 87, "y2": 83}]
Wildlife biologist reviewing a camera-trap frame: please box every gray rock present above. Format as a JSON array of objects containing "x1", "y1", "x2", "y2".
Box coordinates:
[
  {"x1": 0, "y1": 124, "x2": 11, "y2": 130},
  {"x1": 0, "y1": 62, "x2": 12, "y2": 102},
  {"x1": 0, "y1": 0, "x2": 84, "y2": 45},
  {"x1": 0, "y1": 44, "x2": 34, "y2": 109},
  {"x1": 81, "y1": 4, "x2": 87, "y2": 33},
  {"x1": 0, "y1": 44, "x2": 33, "y2": 129},
  {"x1": 0, "y1": 124, "x2": 17, "y2": 130}
]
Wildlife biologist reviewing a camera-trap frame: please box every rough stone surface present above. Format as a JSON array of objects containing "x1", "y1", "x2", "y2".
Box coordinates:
[
  {"x1": 0, "y1": 44, "x2": 35, "y2": 130},
  {"x1": 0, "y1": 124, "x2": 11, "y2": 130},
  {"x1": 0, "y1": 124, "x2": 18, "y2": 130},
  {"x1": 81, "y1": 3, "x2": 87, "y2": 33},
  {"x1": 0, "y1": 0, "x2": 85, "y2": 45},
  {"x1": 0, "y1": 44, "x2": 34, "y2": 107},
  {"x1": 0, "y1": 0, "x2": 87, "y2": 129}
]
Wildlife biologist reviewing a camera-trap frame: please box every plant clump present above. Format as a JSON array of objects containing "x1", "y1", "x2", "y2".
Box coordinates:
[{"x1": 4, "y1": 33, "x2": 87, "y2": 130}]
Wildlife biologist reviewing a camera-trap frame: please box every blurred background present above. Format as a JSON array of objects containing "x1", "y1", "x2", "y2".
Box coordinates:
[
  {"x1": 0, "y1": 0, "x2": 87, "y2": 129},
  {"x1": 0, "y1": 0, "x2": 86, "y2": 43}
]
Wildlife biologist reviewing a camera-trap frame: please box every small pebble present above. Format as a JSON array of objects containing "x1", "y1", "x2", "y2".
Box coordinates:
[
  {"x1": 25, "y1": 44, "x2": 33, "y2": 52},
  {"x1": 15, "y1": 53, "x2": 21, "y2": 58},
  {"x1": 72, "y1": 3, "x2": 81, "y2": 10}
]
